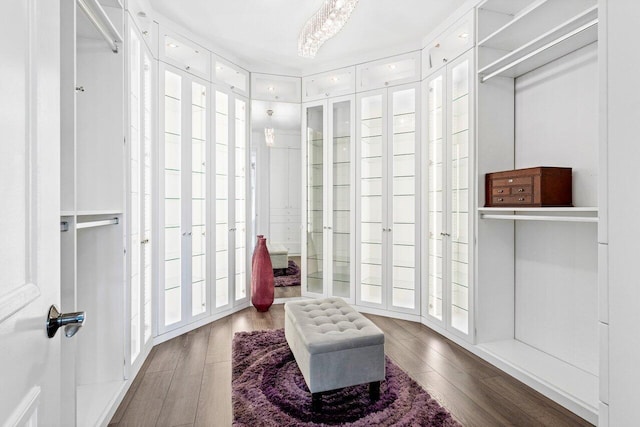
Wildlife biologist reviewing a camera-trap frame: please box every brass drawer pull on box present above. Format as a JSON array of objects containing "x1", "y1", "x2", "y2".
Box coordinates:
[
  {"x1": 518, "y1": 198, "x2": 525, "y2": 201},
  {"x1": 517, "y1": 188, "x2": 524, "y2": 192}
]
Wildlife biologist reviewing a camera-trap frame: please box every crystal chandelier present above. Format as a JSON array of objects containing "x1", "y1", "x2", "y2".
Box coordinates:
[
  {"x1": 298, "y1": 0, "x2": 360, "y2": 58},
  {"x1": 264, "y1": 110, "x2": 275, "y2": 147}
]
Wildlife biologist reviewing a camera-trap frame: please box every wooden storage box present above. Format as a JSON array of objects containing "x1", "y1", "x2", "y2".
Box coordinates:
[{"x1": 485, "y1": 167, "x2": 572, "y2": 207}]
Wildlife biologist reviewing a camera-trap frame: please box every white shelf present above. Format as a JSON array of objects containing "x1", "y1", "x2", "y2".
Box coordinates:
[
  {"x1": 77, "y1": 210, "x2": 123, "y2": 216},
  {"x1": 479, "y1": 207, "x2": 598, "y2": 223},
  {"x1": 478, "y1": 0, "x2": 596, "y2": 51},
  {"x1": 478, "y1": 339, "x2": 598, "y2": 423},
  {"x1": 60, "y1": 211, "x2": 75, "y2": 217},
  {"x1": 477, "y1": 0, "x2": 598, "y2": 82},
  {"x1": 479, "y1": 7, "x2": 598, "y2": 82}
]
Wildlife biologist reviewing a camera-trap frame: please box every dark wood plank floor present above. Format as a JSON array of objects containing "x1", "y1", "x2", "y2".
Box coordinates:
[{"x1": 109, "y1": 304, "x2": 592, "y2": 427}]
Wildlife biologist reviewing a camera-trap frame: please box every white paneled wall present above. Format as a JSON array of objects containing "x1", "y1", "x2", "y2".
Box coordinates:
[{"x1": 514, "y1": 44, "x2": 599, "y2": 375}]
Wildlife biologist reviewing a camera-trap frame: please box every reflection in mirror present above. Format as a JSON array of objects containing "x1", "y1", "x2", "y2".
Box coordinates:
[{"x1": 251, "y1": 100, "x2": 302, "y2": 300}]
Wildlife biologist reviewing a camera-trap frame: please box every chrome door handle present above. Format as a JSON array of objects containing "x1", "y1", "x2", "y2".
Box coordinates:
[{"x1": 46, "y1": 305, "x2": 86, "y2": 338}]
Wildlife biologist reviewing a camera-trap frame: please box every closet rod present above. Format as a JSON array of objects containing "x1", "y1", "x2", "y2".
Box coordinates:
[
  {"x1": 481, "y1": 214, "x2": 598, "y2": 223},
  {"x1": 481, "y1": 19, "x2": 598, "y2": 83},
  {"x1": 77, "y1": 0, "x2": 123, "y2": 53},
  {"x1": 76, "y1": 218, "x2": 120, "y2": 230}
]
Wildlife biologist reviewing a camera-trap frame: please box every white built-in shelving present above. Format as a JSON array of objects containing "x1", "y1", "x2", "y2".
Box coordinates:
[
  {"x1": 474, "y1": 0, "x2": 600, "y2": 423},
  {"x1": 477, "y1": 0, "x2": 597, "y2": 82},
  {"x1": 60, "y1": 0, "x2": 128, "y2": 425},
  {"x1": 302, "y1": 96, "x2": 356, "y2": 301}
]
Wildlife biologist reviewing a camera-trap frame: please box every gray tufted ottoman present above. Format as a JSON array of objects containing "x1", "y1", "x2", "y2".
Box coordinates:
[{"x1": 284, "y1": 297, "x2": 385, "y2": 410}]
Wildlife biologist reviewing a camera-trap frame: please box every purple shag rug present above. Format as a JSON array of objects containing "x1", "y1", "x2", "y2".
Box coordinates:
[
  {"x1": 232, "y1": 329, "x2": 460, "y2": 426},
  {"x1": 273, "y1": 260, "x2": 301, "y2": 287}
]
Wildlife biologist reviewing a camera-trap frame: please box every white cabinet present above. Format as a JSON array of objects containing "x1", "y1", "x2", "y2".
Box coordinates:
[
  {"x1": 60, "y1": 2, "x2": 128, "y2": 425},
  {"x1": 251, "y1": 73, "x2": 301, "y2": 103},
  {"x1": 356, "y1": 84, "x2": 421, "y2": 314},
  {"x1": 302, "y1": 66, "x2": 356, "y2": 102},
  {"x1": 424, "y1": 50, "x2": 474, "y2": 339},
  {"x1": 159, "y1": 64, "x2": 211, "y2": 332},
  {"x1": 159, "y1": 27, "x2": 211, "y2": 80},
  {"x1": 302, "y1": 96, "x2": 356, "y2": 301},
  {"x1": 213, "y1": 55, "x2": 249, "y2": 97},
  {"x1": 356, "y1": 52, "x2": 421, "y2": 92},
  {"x1": 213, "y1": 89, "x2": 250, "y2": 309},
  {"x1": 422, "y1": 9, "x2": 474, "y2": 78},
  {"x1": 473, "y1": 1, "x2": 600, "y2": 419},
  {"x1": 127, "y1": 18, "x2": 154, "y2": 370}
]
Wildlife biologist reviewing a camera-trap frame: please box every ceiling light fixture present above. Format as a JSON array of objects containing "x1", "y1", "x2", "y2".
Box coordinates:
[
  {"x1": 298, "y1": 0, "x2": 360, "y2": 59},
  {"x1": 167, "y1": 42, "x2": 179, "y2": 48},
  {"x1": 265, "y1": 110, "x2": 275, "y2": 147}
]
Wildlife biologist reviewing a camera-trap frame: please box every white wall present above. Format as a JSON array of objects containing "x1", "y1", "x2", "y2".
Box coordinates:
[
  {"x1": 514, "y1": 44, "x2": 599, "y2": 375},
  {"x1": 603, "y1": 0, "x2": 640, "y2": 424}
]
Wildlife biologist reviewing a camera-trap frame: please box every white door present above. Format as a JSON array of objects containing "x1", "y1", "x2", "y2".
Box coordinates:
[{"x1": 0, "y1": 0, "x2": 61, "y2": 425}]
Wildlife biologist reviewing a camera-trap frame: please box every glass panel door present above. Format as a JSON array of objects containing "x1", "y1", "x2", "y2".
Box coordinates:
[
  {"x1": 390, "y1": 88, "x2": 417, "y2": 310},
  {"x1": 305, "y1": 105, "x2": 324, "y2": 295},
  {"x1": 215, "y1": 91, "x2": 229, "y2": 308},
  {"x1": 129, "y1": 28, "x2": 141, "y2": 361},
  {"x1": 142, "y1": 52, "x2": 153, "y2": 342},
  {"x1": 359, "y1": 94, "x2": 384, "y2": 305},
  {"x1": 191, "y1": 82, "x2": 207, "y2": 316},
  {"x1": 234, "y1": 98, "x2": 247, "y2": 301},
  {"x1": 330, "y1": 99, "x2": 352, "y2": 299},
  {"x1": 449, "y1": 58, "x2": 470, "y2": 334},
  {"x1": 163, "y1": 69, "x2": 182, "y2": 326},
  {"x1": 427, "y1": 73, "x2": 445, "y2": 321}
]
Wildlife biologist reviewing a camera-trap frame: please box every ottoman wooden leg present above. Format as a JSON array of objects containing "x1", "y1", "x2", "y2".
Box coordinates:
[
  {"x1": 312, "y1": 392, "x2": 322, "y2": 411},
  {"x1": 369, "y1": 381, "x2": 381, "y2": 401}
]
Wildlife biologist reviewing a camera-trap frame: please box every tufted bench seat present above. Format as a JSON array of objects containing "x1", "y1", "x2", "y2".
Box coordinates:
[
  {"x1": 284, "y1": 297, "x2": 385, "y2": 410},
  {"x1": 267, "y1": 243, "x2": 288, "y2": 269}
]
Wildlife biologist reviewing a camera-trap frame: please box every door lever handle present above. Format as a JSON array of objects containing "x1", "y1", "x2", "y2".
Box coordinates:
[{"x1": 46, "y1": 305, "x2": 86, "y2": 338}]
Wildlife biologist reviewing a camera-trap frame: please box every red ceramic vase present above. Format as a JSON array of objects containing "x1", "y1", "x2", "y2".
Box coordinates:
[
  {"x1": 251, "y1": 234, "x2": 264, "y2": 271},
  {"x1": 251, "y1": 237, "x2": 274, "y2": 312}
]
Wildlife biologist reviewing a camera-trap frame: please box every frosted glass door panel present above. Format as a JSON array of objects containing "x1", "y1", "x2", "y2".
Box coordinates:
[
  {"x1": 306, "y1": 105, "x2": 324, "y2": 294},
  {"x1": 391, "y1": 88, "x2": 416, "y2": 310},
  {"x1": 332, "y1": 100, "x2": 351, "y2": 298},
  {"x1": 215, "y1": 91, "x2": 229, "y2": 307},
  {"x1": 235, "y1": 99, "x2": 247, "y2": 301},
  {"x1": 143, "y1": 53, "x2": 153, "y2": 342},
  {"x1": 449, "y1": 58, "x2": 470, "y2": 335},
  {"x1": 164, "y1": 70, "x2": 182, "y2": 326},
  {"x1": 360, "y1": 94, "x2": 383, "y2": 304},
  {"x1": 427, "y1": 74, "x2": 444, "y2": 321},
  {"x1": 192, "y1": 82, "x2": 207, "y2": 316},
  {"x1": 130, "y1": 29, "x2": 142, "y2": 362}
]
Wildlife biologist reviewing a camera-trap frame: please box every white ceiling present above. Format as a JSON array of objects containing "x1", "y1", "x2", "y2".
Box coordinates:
[{"x1": 148, "y1": 0, "x2": 468, "y2": 74}]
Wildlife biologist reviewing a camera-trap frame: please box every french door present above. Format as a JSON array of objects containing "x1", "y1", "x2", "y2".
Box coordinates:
[
  {"x1": 159, "y1": 64, "x2": 211, "y2": 333},
  {"x1": 356, "y1": 83, "x2": 421, "y2": 314}
]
